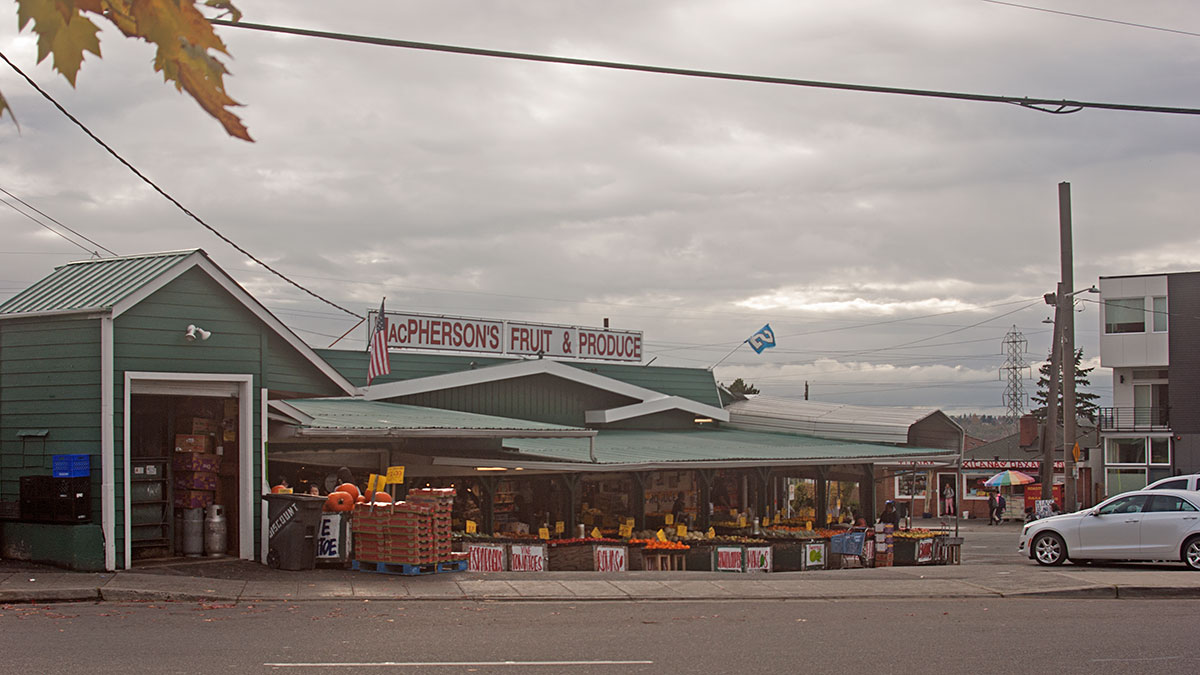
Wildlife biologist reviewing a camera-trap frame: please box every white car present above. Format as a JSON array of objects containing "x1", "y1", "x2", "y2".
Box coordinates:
[
  {"x1": 1018, "y1": 488, "x2": 1200, "y2": 569},
  {"x1": 1146, "y1": 474, "x2": 1200, "y2": 491}
]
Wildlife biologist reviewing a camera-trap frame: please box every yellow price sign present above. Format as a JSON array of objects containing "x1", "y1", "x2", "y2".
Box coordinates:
[
  {"x1": 676, "y1": 524, "x2": 687, "y2": 538},
  {"x1": 618, "y1": 524, "x2": 632, "y2": 538},
  {"x1": 590, "y1": 527, "x2": 602, "y2": 539},
  {"x1": 538, "y1": 527, "x2": 550, "y2": 540},
  {"x1": 626, "y1": 517, "x2": 635, "y2": 527},
  {"x1": 664, "y1": 513, "x2": 674, "y2": 525},
  {"x1": 386, "y1": 465, "x2": 405, "y2": 484},
  {"x1": 805, "y1": 521, "x2": 813, "y2": 531},
  {"x1": 656, "y1": 528, "x2": 668, "y2": 542},
  {"x1": 763, "y1": 515, "x2": 771, "y2": 526},
  {"x1": 706, "y1": 527, "x2": 716, "y2": 539},
  {"x1": 465, "y1": 520, "x2": 477, "y2": 534},
  {"x1": 555, "y1": 521, "x2": 565, "y2": 534},
  {"x1": 367, "y1": 473, "x2": 383, "y2": 492},
  {"x1": 737, "y1": 516, "x2": 748, "y2": 528}
]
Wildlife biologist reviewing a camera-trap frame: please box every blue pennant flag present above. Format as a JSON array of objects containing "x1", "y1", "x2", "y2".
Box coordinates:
[{"x1": 747, "y1": 323, "x2": 777, "y2": 354}]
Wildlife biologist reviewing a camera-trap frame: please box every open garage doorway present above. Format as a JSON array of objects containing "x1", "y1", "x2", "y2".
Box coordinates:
[{"x1": 124, "y1": 374, "x2": 255, "y2": 568}]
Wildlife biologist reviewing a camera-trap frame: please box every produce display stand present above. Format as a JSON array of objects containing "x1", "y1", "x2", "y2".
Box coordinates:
[
  {"x1": 627, "y1": 541, "x2": 689, "y2": 571},
  {"x1": 892, "y1": 533, "x2": 941, "y2": 566},
  {"x1": 547, "y1": 539, "x2": 628, "y2": 571},
  {"x1": 934, "y1": 536, "x2": 963, "y2": 565}
]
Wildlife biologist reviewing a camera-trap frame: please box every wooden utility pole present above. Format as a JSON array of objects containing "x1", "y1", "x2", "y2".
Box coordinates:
[
  {"x1": 1041, "y1": 294, "x2": 1062, "y2": 495},
  {"x1": 1059, "y1": 182, "x2": 1078, "y2": 512}
]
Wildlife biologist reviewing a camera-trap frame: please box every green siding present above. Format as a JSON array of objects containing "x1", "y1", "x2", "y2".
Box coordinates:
[
  {"x1": 315, "y1": 349, "x2": 723, "y2": 406},
  {"x1": 0, "y1": 316, "x2": 103, "y2": 531},
  {"x1": 266, "y1": 332, "x2": 344, "y2": 396},
  {"x1": 397, "y1": 374, "x2": 635, "y2": 427}
]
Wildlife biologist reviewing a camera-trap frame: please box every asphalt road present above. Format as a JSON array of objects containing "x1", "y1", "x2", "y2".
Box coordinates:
[{"x1": 2, "y1": 597, "x2": 1195, "y2": 675}]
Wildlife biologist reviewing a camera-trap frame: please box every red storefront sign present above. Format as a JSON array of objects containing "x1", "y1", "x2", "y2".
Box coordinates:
[
  {"x1": 962, "y1": 460, "x2": 1065, "y2": 470},
  {"x1": 468, "y1": 543, "x2": 505, "y2": 572}
]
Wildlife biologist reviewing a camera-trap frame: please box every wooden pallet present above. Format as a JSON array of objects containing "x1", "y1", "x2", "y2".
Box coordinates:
[{"x1": 352, "y1": 559, "x2": 467, "y2": 576}]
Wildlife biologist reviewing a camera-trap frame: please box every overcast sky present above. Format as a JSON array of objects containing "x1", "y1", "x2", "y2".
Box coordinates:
[{"x1": 3, "y1": 1, "x2": 1199, "y2": 414}]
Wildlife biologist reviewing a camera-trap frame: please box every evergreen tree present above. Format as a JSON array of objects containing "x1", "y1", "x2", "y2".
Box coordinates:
[
  {"x1": 1031, "y1": 347, "x2": 1100, "y2": 423},
  {"x1": 724, "y1": 378, "x2": 760, "y2": 396}
]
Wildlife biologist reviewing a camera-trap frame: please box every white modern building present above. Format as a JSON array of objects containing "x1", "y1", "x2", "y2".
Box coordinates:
[{"x1": 1098, "y1": 272, "x2": 1200, "y2": 495}]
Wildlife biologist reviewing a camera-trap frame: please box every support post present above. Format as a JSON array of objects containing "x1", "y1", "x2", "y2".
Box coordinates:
[
  {"x1": 630, "y1": 472, "x2": 648, "y2": 530},
  {"x1": 557, "y1": 473, "x2": 580, "y2": 533},
  {"x1": 476, "y1": 476, "x2": 497, "y2": 535},
  {"x1": 815, "y1": 466, "x2": 829, "y2": 528},
  {"x1": 754, "y1": 467, "x2": 772, "y2": 523},
  {"x1": 696, "y1": 469, "x2": 715, "y2": 530},
  {"x1": 861, "y1": 464, "x2": 877, "y2": 524}
]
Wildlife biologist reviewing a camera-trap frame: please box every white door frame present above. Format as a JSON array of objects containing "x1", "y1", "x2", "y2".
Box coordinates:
[{"x1": 123, "y1": 372, "x2": 255, "y2": 569}]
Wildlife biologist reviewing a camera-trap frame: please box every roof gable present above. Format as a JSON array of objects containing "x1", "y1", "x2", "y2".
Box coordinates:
[{"x1": 1, "y1": 249, "x2": 356, "y2": 395}]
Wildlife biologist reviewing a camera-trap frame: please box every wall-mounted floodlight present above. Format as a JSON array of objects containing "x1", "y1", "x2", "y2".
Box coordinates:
[{"x1": 185, "y1": 324, "x2": 212, "y2": 342}]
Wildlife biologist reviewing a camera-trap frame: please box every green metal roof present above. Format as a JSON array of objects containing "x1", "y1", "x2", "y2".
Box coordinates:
[
  {"x1": 278, "y1": 398, "x2": 590, "y2": 434},
  {"x1": 315, "y1": 348, "x2": 723, "y2": 406},
  {"x1": 507, "y1": 428, "x2": 957, "y2": 466},
  {"x1": 0, "y1": 250, "x2": 197, "y2": 316}
]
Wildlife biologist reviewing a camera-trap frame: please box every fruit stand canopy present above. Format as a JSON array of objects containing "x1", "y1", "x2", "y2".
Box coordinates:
[{"x1": 501, "y1": 428, "x2": 958, "y2": 470}]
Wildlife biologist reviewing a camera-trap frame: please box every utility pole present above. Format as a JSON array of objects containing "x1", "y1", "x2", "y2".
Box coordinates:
[
  {"x1": 1041, "y1": 293, "x2": 1063, "y2": 495},
  {"x1": 1059, "y1": 182, "x2": 1078, "y2": 512}
]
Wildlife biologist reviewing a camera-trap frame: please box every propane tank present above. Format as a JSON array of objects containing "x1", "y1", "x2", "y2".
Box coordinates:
[
  {"x1": 204, "y1": 504, "x2": 228, "y2": 557},
  {"x1": 182, "y1": 508, "x2": 204, "y2": 557}
]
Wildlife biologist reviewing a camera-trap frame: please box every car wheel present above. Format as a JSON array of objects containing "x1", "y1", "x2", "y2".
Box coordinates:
[
  {"x1": 1183, "y1": 536, "x2": 1200, "y2": 571},
  {"x1": 1033, "y1": 532, "x2": 1067, "y2": 566}
]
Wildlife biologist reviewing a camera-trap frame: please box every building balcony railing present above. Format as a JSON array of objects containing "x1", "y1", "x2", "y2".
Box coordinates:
[{"x1": 1098, "y1": 406, "x2": 1170, "y2": 432}]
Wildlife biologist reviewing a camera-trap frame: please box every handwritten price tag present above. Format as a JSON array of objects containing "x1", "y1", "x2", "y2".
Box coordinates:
[
  {"x1": 664, "y1": 513, "x2": 674, "y2": 525},
  {"x1": 590, "y1": 527, "x2": 602, "y2": 539},
  {"x1": 676, "y1": 524, "x2": 687, "y2": 538},
  {"x1": 538, "y1": 527, "x2": 550, "y2": 540},
  {"x1": 555, "y1": 521, "x2": 565, "y2": 534},
  {"x1": 465, "y1": 520, "x2": 477, "y2": 534},
  {"x1": 656, "y1": 529, "x2": 668, "y2": 542}
]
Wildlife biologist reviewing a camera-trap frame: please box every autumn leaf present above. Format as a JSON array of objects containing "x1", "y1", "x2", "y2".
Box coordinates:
[
  {"x1": 5, "y1": 0, "x2": 251, "y2": 141},
  {"x1": 16, "y1": 0, "x2": 102, "y2": 86},
  {"x1": 0, "y1": 90, "x2": 19, "y2": 130}
]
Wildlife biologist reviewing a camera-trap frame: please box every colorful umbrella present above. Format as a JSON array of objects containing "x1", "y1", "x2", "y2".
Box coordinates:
[{"x1": 983, "y1": 470, "x2": 1036, "y2": 487}]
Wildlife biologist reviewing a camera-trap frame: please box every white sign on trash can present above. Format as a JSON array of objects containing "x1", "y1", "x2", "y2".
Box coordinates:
[{"x1": 316, "y1": 513, "x2": 345, "y2": 561}]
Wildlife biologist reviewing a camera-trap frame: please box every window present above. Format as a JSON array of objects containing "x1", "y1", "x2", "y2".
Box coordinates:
[
  {"x1": 1106, "y1": 468, "x2": 1147, "y2": 494},
  {"x1": 896, "y1": 472, "x2": 927, "y2": 497},
  {"x1": 1105, "y1": 297, "x2": 1145, "y2": 334},
  {"x1": 1150, "y1": 438, "x2": 1171, "y2": 465},
  {"x1": 1150, "y1": 479, "x2": 1187, "y2": 490},
  {"x1": 1146, "y1": 495, "x2": 1197, "y2": 512},
  {"x1": 1106, "y1": 438, "x2": 1146, "y2": 465},
  {"x1": 1152, "y1": 296, "x2": 1168, "y2": 332},
  {"x1": 1098, "y1": 494, "x2": 1148, "y2": 515}
]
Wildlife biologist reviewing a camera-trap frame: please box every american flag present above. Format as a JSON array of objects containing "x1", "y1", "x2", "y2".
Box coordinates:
[{"x1": 367, "y1": 298, "x2": 390, "y2": 384}]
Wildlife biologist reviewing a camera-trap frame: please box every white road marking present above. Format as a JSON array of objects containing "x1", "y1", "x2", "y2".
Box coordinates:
[
  {"x1": 1089, "y1": 656, "x2": 1185, "y2": 663},
  {"x1": 265, "y1": 661, "x2": 654, "y2": 668}
]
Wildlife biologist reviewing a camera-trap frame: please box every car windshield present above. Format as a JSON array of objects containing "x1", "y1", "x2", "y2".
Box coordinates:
[{"x1": 1097, "y1": 494, "x2": 1149, "y2": 515}]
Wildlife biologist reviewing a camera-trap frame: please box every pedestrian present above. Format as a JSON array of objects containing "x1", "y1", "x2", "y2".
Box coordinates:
[
  {"x1": 942, "y1": 482, "x2": 956, "y2": 516},
  {"x1": 997, "y1": 493, "x2": 1007, "y2": 523},
  {"x1": 308, "y1": 484, "x2": 321, "y2": 496},
  {"x1": 987, "y1": 492, "x2": 999, "y2": 525},
  {"x1": 878, "y1": 500, "x2": 900, "y2": 528},
  {"x1": 671, "y1": 491, "x2": 686, "y2": 523}
]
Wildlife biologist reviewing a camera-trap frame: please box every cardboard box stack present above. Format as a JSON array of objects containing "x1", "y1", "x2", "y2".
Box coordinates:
[
  {"x1": 351, "y1": 489, "x2": 456, "y2": 566},
  {"x1": 172, "y1": 417, "x2": 220, "y2": 509},
  {"x1": 407, "y1": 488, "x2": 455, "y2": 563}
]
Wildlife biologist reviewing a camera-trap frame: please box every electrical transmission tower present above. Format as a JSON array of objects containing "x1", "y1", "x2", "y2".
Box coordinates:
[{"x1": 1000, "y1": 325, "x2": 1031, "y2": 421}]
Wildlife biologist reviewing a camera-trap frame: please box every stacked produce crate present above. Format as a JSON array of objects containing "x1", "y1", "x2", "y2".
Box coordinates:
[
  {"x1": 406, "y1": 488, "x2": 455, "y2": 563},
  {"x1": 352, "y1": 502, "x2": 433, "y2": 564}
]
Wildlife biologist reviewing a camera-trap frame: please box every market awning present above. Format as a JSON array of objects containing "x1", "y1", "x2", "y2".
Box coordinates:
[
  {"x1": 481, "y1": 428, "x2": 958, "y2": 471},
  {"x1": 269, "y1": 398, "x2": 597, "y2": 440}
]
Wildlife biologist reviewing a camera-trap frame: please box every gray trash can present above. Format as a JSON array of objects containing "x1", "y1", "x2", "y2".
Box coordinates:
[{"x1": 261, "y1": 493, "x2": 327, "y2": 570}]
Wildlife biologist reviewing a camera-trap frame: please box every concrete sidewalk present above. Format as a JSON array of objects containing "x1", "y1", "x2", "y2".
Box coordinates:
[
  {"x1": 4, "y1": 520, "x2": 1199, "y2": 604},
  {"x1": 4, "y1": 559, "x2": 1200, "y2": 605}
]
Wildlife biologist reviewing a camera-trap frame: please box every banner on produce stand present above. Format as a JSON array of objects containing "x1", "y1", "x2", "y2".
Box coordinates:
[
  {"x1": 509, "y1": 544, "x2": 547, "y2": 572},
  {"x1": 715, "y1": 546, "x2": 745, "y2": 572},
  {"x1": 745, "y1": 546, "x2": 772, "y2": 573},
  {"x1": 468, "y1": 543, "x2": 506, "y2": 572},
  {"x1": 595, "y1": 545, "x2": 627, "y2": 572},
  {"x1": 316, "y1": 513, "x2": 345, "y2": 561},
  {"x1": 917, "y1": 538, "x2": 935, "y2": 563},
  {"x1": 804, "y1": 542, "x2": 826, "y2": 569}
]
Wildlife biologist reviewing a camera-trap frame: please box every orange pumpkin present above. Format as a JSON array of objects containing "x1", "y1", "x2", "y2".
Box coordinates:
[
  {"x1": 325, "y1": 491, "x2": 354, "y2": 512},
  {"x1": 271, "y1": 484, "x2": 292, "y2": 494},
  {"x1": 372, "y1": 492, "x2": 393, "y2": 505},
  {"x1": 335, "y1": 483, "x2": 360, "y2": 502},
  {"x1": 355, "y1": 495, "x2": 367, "y2": 503}
]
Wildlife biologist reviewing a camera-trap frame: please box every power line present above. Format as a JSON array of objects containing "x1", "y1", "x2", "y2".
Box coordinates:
[
  {"x1": 0, "y1": 50, "x2": 364, "y2": 321},
  {"x1": 981, "y1": 1, "x2": 1200, "y2": 39},
  {"x1": 212, "y1": 18, "x2": 1200, "y2": 116},
  {"x1": 0, "y1": 186, "x2": 118, "y2": 256},
  {"x1": 0, "y1": 195, "x2": 98, "y2": 256}
]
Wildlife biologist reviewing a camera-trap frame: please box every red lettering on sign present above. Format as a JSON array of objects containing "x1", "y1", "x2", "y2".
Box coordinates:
[
  {"x1": 596, "y1": 546, "x2": 626, "y2": 572},
  {"x1": 469, "y1": 545, "x2": 504, "y2": 572},
  {"x1": 717, "y1": 549, "x2": 743, "y2": 570}
]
